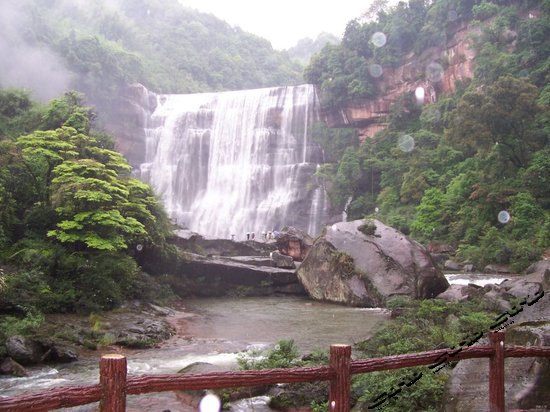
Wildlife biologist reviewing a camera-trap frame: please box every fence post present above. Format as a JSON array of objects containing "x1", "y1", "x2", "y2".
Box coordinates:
[
  {"x1": 99, "y1": 354, "x2": 127, "y2": 412},
  {"x1": 489, "y1": 331, "x2": 505, "y2": 412},
  {"x1": 329, "y1": 344, "x2": 352, "y2": 412}
]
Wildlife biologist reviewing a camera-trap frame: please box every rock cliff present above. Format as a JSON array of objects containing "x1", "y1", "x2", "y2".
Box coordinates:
[
  {"x1": 320, "y1": 21, "x2": 478, "y2": 141},
  {"x1": 101, "y1": 83, "x2": 157, "y2": 168}
]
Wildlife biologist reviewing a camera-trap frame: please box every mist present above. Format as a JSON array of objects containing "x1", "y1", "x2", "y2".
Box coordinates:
[{"x1": 0, "y1": 0, "x2": 74, "y2": 101}]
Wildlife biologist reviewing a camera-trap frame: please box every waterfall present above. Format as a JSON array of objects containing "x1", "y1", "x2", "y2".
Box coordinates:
[
  {"x1": 141, "y1": 85, "x2": 326, "y2": 239},
  {"x1": 342, "y1": 196, "x2": 353, "y2": 222}
]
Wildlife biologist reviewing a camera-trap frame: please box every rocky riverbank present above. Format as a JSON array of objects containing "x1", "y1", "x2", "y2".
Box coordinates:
[{"x1": 1, "y1": 300, "x2": 178, "y2": 377}]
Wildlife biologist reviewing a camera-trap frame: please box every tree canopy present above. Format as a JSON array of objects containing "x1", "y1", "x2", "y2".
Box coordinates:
[
  {"x1": 19, "y1": 0, "x2": 303, "y2": 101},
  {"x1": 308, "y1": 0, "x2": 550, "y2": 271},
  {"x1": 0, "y1": 91, "x2": 172, "y2": 312}
]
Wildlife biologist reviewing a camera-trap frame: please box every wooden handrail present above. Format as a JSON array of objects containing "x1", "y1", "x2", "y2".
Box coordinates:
[
  {"x1": 126, "y1": 366, "x2": 334, "y2": 394},
  {"x1": 100, "y1": 354, "x2": 127, "y2": 412},
  {"x1": 489, "y1": 331, "x2": 505, "y2": 412},
  {"x1": 0, "y1": 332, "x2": 549, "y2": 412},
  {"x1": 350, "y1": 346, "x2": 494, "y2": 374}
]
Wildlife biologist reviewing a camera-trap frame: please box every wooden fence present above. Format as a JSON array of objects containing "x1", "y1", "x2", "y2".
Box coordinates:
[{"x1": 0, "y1": 331, "x2": 549, "y2": 412}]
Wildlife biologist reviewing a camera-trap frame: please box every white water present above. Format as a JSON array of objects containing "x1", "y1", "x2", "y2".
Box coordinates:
[
  {"x1": 445, "y1": 273, "x2": 511, "y2": 287},
  {"x1": 307, "y1": 165, "x2": 329, "y2": 236},
  {"x1": 141, "y1": 85, "x2": 326, "y2": 239},
  {"x1": 342, "y1": 196, "x2": 353, "y2": 222},
  {"x1": 0, "y1": 297, "x2": 389, "y2": 411}
]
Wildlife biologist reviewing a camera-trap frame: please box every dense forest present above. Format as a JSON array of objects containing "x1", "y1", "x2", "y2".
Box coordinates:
[
  {"x1": 0, "y1": 90, "x2": 180, "y2": 316},
  {"x1": 306, "y1": 0, "x2": 550, "y2": 272},
  {"x1": 2, "y1": 0, "x2": 305, "y2": 115}
]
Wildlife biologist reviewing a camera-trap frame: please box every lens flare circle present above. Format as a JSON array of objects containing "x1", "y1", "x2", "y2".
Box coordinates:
[
  {"x1": 369, "y1": 64, "x2": 383, "y2": 78},
  {"x1": 371, "y1": 32, "x2": 387, "y2": 48},
  {"x1": 398, "y1": 134, "x2": 415, "y2": 152},
  {"x1": 498, "y1": 210, "x2": 511, "y2": 224},
  {"x1": 199, "y1": 393, "x2": 221, "y2": 412}
]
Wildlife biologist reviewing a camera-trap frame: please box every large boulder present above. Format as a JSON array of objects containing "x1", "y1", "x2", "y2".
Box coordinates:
[
  {"x1": 41, "y1": 344, "x2": 79, "y2": 363},
  {"x1": 296, "y1": 219, "x2": 449, "y2": 307},
  {"x1": 5, "y1": 335, "x2": 44, "y2": 365},
  {"x1": 436, "y1": 284, "x2": 479, "y2": 303}
]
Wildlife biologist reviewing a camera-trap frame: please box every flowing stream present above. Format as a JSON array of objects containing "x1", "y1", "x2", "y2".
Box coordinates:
[
  {"x1": 0, "y1": 296, "x2": 389, "y2": 411},
  {"x1": 0, "y1": 275, "x2": 513, "y2": 410}
]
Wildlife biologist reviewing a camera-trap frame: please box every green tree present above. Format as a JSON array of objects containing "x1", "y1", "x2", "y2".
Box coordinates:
[
  {"x1": 48, "y1": 158, "x2": 146, "y2": 251},
  {"x1": 41, "y1": 92, "x2": 94, "y2": 133},
  {"x1": 509, "y1": 192, "x2": 545, "y2": 240},
  {"x1": 0, "y1": 89, "x2": 42, "y2": 139},
  {"x1": 16, "y1": 127, "x2": 79, "y2": 203},
  {"x1": 446, "y1": 76, "x2": 544, "y2": 170},
  {"x1": 521, "y1": 149, "x2": 550, "y2": 207},
  {"x1": 411, "y1": 187, "x2": 447, "y2": 240}
]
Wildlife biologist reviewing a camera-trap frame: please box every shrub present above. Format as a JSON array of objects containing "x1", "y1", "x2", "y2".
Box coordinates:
[
  {"x1": 332, "y1": 251, "x2": 356, "y2": 278},
  {"x1": 358, "y1": 219, "x2": 377, "y2": 236},
  {"x1": 473, "y1": 2, "x2": 499, "y2": 20},
  {"x1": 353, "y1": 299, "x2": 498, "y2": 411},
  {"x1": 0, "y1": 267, "x2": 76, "y2": 313},
  {"x1": 0, "y1": 312, "x2": 44, "y2": 341},
  {"x1": 238, "y1": 339, "x2": 301, "y2": 370},
  {"x1": 71, "y1": 253, "x2": 139, "y2": 313}
]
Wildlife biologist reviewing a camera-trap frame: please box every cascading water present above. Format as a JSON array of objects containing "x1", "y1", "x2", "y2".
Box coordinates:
[
  {"x1": 307, "y1": 164, "x2": 329, "y2": 236},
  {"x1": 141, "y1": 85, "x2": 327, "y2": 239},
  {"x1": 342, "y1": 196, "x2": 353, "y2": 222}
]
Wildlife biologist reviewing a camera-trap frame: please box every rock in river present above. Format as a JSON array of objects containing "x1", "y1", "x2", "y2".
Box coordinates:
[{"x1": 296, "y1": 219, "x2": 449, "y2": 307}]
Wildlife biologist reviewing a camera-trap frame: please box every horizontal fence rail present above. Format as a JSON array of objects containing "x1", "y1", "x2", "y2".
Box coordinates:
[{"x1": 0, "y1": 332, "x2": 549, "y2": 412}]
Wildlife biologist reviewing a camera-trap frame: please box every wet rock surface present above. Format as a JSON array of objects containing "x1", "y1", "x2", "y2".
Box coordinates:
[
  {"x1": 444, "y1": 263, "x2": 550, "y2": 411},
  {"x1": 162, "y1": 231, "x2": 307, "y2": 297},
  {"x1": 0, "y1": 357, "x2": 28, "y2": 377},
  {"x1": 275, "y1": 227, "x2": 314, "y2": 261},
  {"x1": 176, "y1": 253, "x2": 305, "y2": 297},
  {"x1": 270, "y1": 250, "x2": 296, "y2": 269},
  {"x1": 5, "y1": 335, "x2": 43, "y2": 366},
  {"x1": 297, "y1": 219, "x2": 449, "y2": 307},
  {"x1": 172, "y1": 231, "x2": 276, "y2": 257},
  {"x1": 0, "y1": 301, "x2": 177, "y2": 375}
]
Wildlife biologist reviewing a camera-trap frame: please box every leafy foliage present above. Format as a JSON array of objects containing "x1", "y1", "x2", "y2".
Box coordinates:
[
  {"x1": 353, "y1": 299, "x2": 496, "y2": 411},
  {"x1": 238, "y1": 339, "x2": 301, "y2": 370},
  {"x1": 21, "y1": 0, "x2": 303, "y2": 101},
  {"x1": 0, "y1": 91, "x2": 173, "y2": 313},
  {"x1": 308, "y1": 0, "x2": 550, "y2": 271},
  {"x1": 0, "y1": 312, "x2": 45, "y2": 348},
  {"x1": 305, "y1": 0, "x2": 430, "y2": 106}
]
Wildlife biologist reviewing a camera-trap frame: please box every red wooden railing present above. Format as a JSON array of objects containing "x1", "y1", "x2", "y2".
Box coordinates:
[{"x1": 0, "y1": 331, "x2": 549, "y2": 412}]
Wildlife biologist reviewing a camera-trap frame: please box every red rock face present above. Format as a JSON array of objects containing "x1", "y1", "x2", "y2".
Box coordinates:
[{"x1": 320, "y1": 21, "x2": 477, "y2": 141}]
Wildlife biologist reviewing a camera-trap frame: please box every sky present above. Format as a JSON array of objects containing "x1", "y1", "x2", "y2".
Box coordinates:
[{"x1": 177, "y1": 0, "x2": 376, "y2": 49}]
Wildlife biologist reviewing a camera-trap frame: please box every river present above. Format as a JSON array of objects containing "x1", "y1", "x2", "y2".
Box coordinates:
[
  {"x1": 0, "y1": 296, "x2": 390, "y2": 411},
  {"x1": 0, "y1": 273, "x2": 515, "y2": 410}
]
